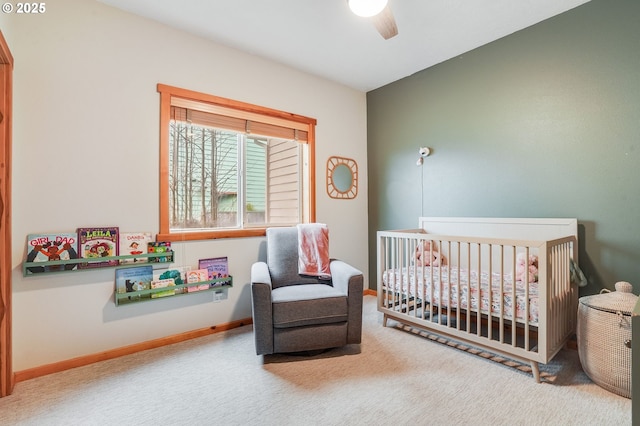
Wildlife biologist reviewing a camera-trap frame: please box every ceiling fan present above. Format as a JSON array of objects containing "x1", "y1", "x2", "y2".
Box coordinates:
[{"x1": 348, "y1": 0, "x2": 398, "y2": 40}]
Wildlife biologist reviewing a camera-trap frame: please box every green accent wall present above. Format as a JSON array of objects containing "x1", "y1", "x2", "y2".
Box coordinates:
[{"x1": 367, "y1": 0, "x2": 640, "y2": 300}]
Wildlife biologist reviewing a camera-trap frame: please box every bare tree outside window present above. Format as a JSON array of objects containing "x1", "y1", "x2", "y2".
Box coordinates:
[
  {"x1": 169, "y1": 120, "x2": 296, "y2": 231},
  {"x1": 169, "y1": 121, "x2": 238, "y2": 229}
]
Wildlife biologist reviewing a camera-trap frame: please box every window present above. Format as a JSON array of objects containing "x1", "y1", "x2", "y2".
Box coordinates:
[{"x1": 157, "y1": 84, "x2": 317, "y2": 241}]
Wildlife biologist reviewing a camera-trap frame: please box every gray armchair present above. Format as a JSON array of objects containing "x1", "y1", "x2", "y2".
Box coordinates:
[{"x1": 251, "y1": 226, "x2": 364, "y2": 355}]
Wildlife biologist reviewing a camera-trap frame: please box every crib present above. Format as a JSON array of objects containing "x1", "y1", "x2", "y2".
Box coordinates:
[{"x1": 377, "y1": 217, "x2": 578, "y2": 382}]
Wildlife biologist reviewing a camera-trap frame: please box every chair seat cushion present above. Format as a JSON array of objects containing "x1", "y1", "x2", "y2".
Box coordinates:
[{"x1": 271, "y1": 284, "x2": 348, "y2": 328}]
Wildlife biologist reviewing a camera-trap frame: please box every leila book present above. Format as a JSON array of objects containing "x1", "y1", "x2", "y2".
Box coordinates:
[
  {"x1": 25, "y1": 232, "x2": 79, "y2": 273},
  {"x1": 77, "y1": 226, "x2": 119, "y2": 269},
  {"x1": 120, "y1": 232, "x2": 154, "y2": 264}
]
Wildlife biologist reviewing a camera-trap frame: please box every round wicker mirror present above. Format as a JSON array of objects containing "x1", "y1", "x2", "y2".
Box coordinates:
[{"x1": 326, "y1": 156, "x2": 358, "y2": 199}]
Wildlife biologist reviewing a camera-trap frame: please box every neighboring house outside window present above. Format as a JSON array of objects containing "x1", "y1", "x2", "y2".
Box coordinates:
[{"x1": 157, "y1": 84, "x2": 317, "y2": 241}]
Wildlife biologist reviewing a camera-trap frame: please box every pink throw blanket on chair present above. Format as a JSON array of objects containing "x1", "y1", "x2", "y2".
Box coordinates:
[{"x1": 297, "y1": 223, "x2": 331, "y2": 278}]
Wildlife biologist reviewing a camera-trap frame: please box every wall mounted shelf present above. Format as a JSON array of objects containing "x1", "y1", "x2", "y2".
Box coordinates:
[
  {"x1": 115, "y1": 277, "x2": 233, "y2": 306},
  {"x1": 22, "y1": 252, "x2": 175, "y2": 276}
]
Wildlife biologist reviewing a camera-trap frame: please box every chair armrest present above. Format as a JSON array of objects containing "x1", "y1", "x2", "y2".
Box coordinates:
[
  {"x1": 251, "y1": 261, "x2": 273, "y2": 287},
  {"x1": 330, "y1": 260, "x2": 363, "y2": 344},
  {"x1": 330, "y1": 260, "x2": 363, "y2": 297},
  {"x1": 251, "y1": 262, "x2": 274, "y2": 355}
]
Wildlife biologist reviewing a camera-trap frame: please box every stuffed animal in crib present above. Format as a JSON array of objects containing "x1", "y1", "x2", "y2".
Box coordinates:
[
  {"x1": 516, "y1": 253, "x2": 539, "y2": 282},
  {"x1": 415, "y1": 240, "x2": 446, "y2": 266}
]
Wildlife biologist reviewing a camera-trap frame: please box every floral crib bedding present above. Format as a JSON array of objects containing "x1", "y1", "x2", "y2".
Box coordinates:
[{"x1": 382, "y1": 266, "x2": 539, "y2": 324}]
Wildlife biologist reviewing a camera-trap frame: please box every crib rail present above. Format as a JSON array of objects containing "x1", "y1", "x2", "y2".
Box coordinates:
[{"x1": 377, "y1": 230, "x2": 576, "y2": 367}]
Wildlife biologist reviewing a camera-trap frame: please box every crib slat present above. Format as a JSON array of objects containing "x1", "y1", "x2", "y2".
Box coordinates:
[
  {"x1": 437, "y1": 239, "x2": 443, "y2": 326},
  {"x1": 466, "y1": 243, "x2": 471, "y2": 334},
  {"x1": 391, "y1": 236, "x2": 398, "y2": 312},
  {"x1": 476, "y1": 243, "x2": 481, "y2": 338},
  {"x1": 511, "y1": 247, "x2": 517, "y2": 348},
  {"x1": 498, "y1": 245, "x2": 505, "y2": 345},
  {"x1": 487, "y1": 244, "x2": 493, "y2": 341},
  {"x1": 455, "y1": 242, "x2": 461, "y2": 331},
  {"x1": 445, "y1": 240, "x2": 451, "y2": 327},
  {"x1": 524, "y1": 246, "x2": 530, "y2": 352}
]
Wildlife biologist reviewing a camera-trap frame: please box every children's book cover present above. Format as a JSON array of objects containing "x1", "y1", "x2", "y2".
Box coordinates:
[
  {"x1": 186, "y1": 268, "x2": 210, "y2": 292},
  {"x1": 77, "y1": 227, "x2": 119, "y2": 269},
  {"x1": 25, "y1": 232, "x2": 79, "y2": 273},
  {"x1": 120, "y1": 232, "x2": 154, "y2": 264},
  {"x1": 148, "y1": 241, "x2": 172, "y2": 263},
  {"x1": 198, "y1": 256, "x2": 231, "y2": 287},
  {"x1": 151, "y1": 277, "x2": 176, "y2": 298},
  {"x1": 115, "y1": 265, "x2": 153, "y2": 300},
  {"x1": 186, "y1": 268, "x2": 209, "y2": 283},
  {"x1": 158, "y1": 268, "x2": 185, "y2": 284}
]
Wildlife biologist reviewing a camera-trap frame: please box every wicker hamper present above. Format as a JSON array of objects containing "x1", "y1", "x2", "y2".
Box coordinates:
[{"x1": 577, "y1": 281, "x2": 637, "y2": 398}]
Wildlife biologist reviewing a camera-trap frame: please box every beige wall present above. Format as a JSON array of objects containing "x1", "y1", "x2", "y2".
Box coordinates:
[{"x1": 4, "y1": 0, "x2": 368, "y2": 370}]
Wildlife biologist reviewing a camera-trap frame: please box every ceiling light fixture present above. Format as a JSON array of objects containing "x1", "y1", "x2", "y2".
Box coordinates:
[{"x1": 348, "y1": 0, "x2": 388, "y2": 17}]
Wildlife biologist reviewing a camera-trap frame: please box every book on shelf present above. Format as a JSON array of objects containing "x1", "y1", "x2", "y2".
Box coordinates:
[
  {"x1": 77, "y1": 226, "x2": 119, "y2": 269},
  {"x1": 198, "y1": 256, "x2": 231, "y2": 287},
  {"x1": 147, "y1": 241, "x2": 172, "y2": 263},
  {"x1": 151, "y1": 277, "x2": 176, "y2": 298},
  {"x1": 186, "y1": 268, "x2": 208, "y2": 283},
  {"x1": 115, "y1": 265, "x2": 153, "y2": 300},
  {"x1": 158, "y1": 268, "x2": 186, "y2": 284},
  {"x1": 119, "y1": 232, "x2": 154, "y2": 264},
  {"x1": 25, "y1": 232, "x2": 79, "y2": 273},
  {"x1": 156, "y1": 268, "x2": 186, "y2": 296},
  {"x1": 186, "y1": 268, "x2": 210, "y2": 292}
]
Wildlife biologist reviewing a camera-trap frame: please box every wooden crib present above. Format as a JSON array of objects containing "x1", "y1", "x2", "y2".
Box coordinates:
[{"x1": 377, "y1": 217, "x2": 578, "y2": 382}]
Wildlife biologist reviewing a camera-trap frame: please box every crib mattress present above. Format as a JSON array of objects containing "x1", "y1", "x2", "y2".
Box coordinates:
[{"x1": 382, "y1": 266, "x2": 539, "y2": 324}]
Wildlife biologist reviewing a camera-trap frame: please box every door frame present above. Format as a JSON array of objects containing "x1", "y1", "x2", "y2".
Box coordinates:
[{"x1": 0, "y1": 30, "x2": 13, "y2": 397}]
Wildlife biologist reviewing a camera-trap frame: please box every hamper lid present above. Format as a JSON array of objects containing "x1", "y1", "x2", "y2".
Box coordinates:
[{"x1": 579, "y1": 281, "x2": 638, "y2": 315}]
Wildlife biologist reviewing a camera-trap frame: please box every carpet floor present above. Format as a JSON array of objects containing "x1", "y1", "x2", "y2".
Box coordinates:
[{"x1": 0, "y1": 296, "x2": 631, "y2": 425}]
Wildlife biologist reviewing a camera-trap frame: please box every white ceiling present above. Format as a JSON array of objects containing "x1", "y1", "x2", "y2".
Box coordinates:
[{"x1": 97, "y1": 0, "x2": 591, "y2": 92}]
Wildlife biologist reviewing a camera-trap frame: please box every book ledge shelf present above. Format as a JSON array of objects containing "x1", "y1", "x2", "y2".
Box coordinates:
[
  {"x1": 115, "y1": 276, "x2": 233, "y2": 306},
  {"x1": 22, "y1": 252, "x2": 175, "y2": 276}
]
